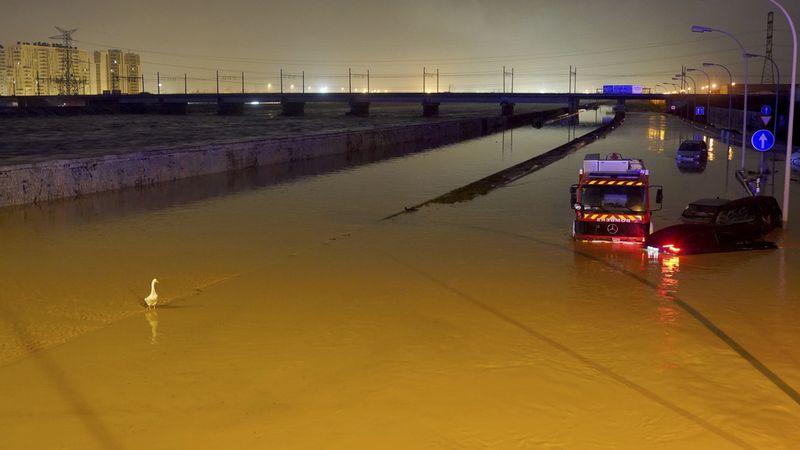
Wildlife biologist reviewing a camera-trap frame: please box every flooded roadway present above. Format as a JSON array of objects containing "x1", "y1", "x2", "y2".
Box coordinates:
[{"x1": 0, "y1": 111, "x2": 798, "y2": 449}]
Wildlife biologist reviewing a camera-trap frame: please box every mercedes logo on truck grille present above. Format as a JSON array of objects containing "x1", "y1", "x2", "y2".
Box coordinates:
[{"x1": 607, "y1": 223, "x2": 619, "y2": 235}]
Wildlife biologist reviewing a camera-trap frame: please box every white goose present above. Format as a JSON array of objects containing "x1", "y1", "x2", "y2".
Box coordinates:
[{"x1": 144, "y1": 278, "x2": 159, "y2": 309}]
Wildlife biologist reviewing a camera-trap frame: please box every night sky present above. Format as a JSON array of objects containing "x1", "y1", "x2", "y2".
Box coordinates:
[{"x1": 2, "y1": 0, "x2": 798, "y2": 92}]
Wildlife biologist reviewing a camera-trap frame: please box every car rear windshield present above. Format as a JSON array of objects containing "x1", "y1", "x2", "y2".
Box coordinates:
[
  {"x1": 678, "y1": 143, "x2": 705, "y2": 152},
  {"x1": 682, "y1": 204, "x2": 719, "y2": 220}
]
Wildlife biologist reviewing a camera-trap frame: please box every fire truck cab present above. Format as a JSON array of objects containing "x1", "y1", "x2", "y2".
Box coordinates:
[{"x1": 570, "y1": 153, "x2": 663, "y2": 243}]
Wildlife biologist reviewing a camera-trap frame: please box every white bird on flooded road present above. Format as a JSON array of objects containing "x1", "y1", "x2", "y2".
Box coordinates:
[{"x1": 144, "y1": 278, "x2": 159, "y2": 309}]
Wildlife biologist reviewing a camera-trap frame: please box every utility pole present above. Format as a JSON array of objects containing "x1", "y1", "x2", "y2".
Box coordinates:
[
  {"x1": 302, "y1": 71, "x2": 305, "y2": 93},
  {"x1": 280, "y1": 69, "x2": 283, "y2": 94},
  {"x1": 242, "y1": 71, "x2": 245, "y2": 94},
  {"x1": 216, "y1": 70, "x2": 220, "y2": 94},
  {"x1": 49, "y1": 26, "x2": 79, "y2": 95},
  {"x1": 503, "y1": 66, "x2": 514, "y2": 94},
  {"x1": 682, "y1": 65, "x2": 687, "y2": 91},
  {"x1": 367, "y1": 69, "x2": 370, "y2": 92},
  {"x1": 761, "y1": 11, "x2": 776, "y2": 84},
  {"x1": 184, "y1": 73, "x2": 187, "y2": 94},
  {"x1": 567, "y1": 66, "x2": 577, "y2": 93},
  {"x1": 348, "y1": 68, "x2": 352, "y2": 93},
  {"x1": 436, "y1": 69, "x2": 439, "y2": 93},
  {"x1": 423, "y1": 66, "x2": 426, "y2": 93},
  {"x1": 573, "y1": 67, "x2": 577, "y2": 93}
]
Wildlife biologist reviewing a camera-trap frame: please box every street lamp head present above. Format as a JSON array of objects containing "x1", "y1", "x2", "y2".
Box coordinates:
[
  {"x1": 687, "y1": 68, "x2": 698, "y2": 72},
  {"x1": 692, "y1": 25, "x2": 714, "y2": 33},
  {"x1": 743, "y1": 52, "x2": 763, "y2": 59},
  {"x1": 702, "y1": 62, "x2": 716, "y2": 67}
]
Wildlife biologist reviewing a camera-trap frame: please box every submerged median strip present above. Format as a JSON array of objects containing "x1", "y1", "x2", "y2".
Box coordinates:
[
  {"x1": 0, "y1": 107, "x2": 570, "y2": 209},
  {"x1": 383, "y1": 112, "x2": 626, "y2": 220}
]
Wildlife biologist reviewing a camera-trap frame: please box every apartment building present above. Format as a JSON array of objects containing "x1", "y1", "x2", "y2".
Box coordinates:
[
  {"x1": 3, "y1": 41, "x2": 90, "y2": 95},
  {"x1": 93, "y1": 49, "x2": 142, "y2": 94}
]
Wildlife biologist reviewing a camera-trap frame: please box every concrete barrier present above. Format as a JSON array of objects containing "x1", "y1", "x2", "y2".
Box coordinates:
[{"x1": 0, "y1": 109, "x2": 565, "y2": 209}]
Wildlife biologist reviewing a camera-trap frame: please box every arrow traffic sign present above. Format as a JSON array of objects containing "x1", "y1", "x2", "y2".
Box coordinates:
[
  {"x1": 761, "y1": 105, "x2": 772, "y2": 116},
  {"x1": 751, "y1": 129, "x2": 775, "y2": 152}
]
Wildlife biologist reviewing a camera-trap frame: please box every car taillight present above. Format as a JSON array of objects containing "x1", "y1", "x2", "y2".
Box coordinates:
[{"x1": 662, "y1": 244, "x2": 682, "y2": 253}]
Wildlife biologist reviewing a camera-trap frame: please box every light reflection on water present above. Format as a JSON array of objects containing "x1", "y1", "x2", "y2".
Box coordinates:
[{"x1": 655, "y1": 255, "x2": 682, "y2": 370}]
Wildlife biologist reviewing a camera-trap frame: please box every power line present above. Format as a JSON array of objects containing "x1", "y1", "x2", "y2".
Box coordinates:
[{"x1": 76, "y1": 29, "x2": 767, "y2": 68}]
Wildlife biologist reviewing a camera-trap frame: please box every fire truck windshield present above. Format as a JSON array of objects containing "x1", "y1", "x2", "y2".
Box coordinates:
[{"x1": 580, "y1": 185, "x2": 646, "y2": 213}]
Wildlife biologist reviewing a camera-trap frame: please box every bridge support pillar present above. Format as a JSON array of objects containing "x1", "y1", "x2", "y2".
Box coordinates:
[
  {"x1": 85, "y1": 97, "x2": 123, "y2": 114},
  {"x1": 159, "y1": 102, "x2": 188, "y2": 115},
  {"x1": 422, "y1": 102, "x2": 440, "y2": 117},
  {"x1": 500, "y1": 102, "x2": 515, "y2": 116},
  {"x1": 665, "y1": 98, "x2": 680, "y2": 114},
  {"x1": 567, "y1": 97, "x2": 582, "y2": 125},
  {"x1": 218, "y1": 102, "x2": 244, "y2": 115},
  {"x1": 348, "y1": 101, "x2": 370, "y2": 117},
  {"x1": 281, "y1": 101, "x2": 306, "y2": 116},
  {"x1": 568, "y1": 97, "x2": 580, "y2": 115}
]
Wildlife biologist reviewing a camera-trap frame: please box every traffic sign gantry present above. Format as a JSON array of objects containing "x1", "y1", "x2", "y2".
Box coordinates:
[{"x1": 751, "y1": 129, "x2": 776, "y2": 152}]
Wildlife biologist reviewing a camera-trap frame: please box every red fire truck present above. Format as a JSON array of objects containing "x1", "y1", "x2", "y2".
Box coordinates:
[{"x1": 570, "y1": 153, "x2": 663, "y2": 243}]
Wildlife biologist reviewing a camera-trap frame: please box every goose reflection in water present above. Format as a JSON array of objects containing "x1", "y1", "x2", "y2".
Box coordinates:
[{"x1": 145, "y1": 310, "x2": 158, "y2": 344}]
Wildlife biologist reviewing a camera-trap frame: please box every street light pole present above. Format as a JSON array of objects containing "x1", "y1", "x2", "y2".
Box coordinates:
[
  {"x1": 703, "y1": 62, "x2": 733, "y2": 130},
  {"x1": 692, "y1": 25, "x2": 749, "y2": 171},
  {"x1": 768, "y1": 0, "x2": 796, "y2": 225}
]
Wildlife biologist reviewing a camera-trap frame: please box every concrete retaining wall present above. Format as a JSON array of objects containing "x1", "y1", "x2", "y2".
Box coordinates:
[{"x1": 0, "y1": 110, "x2": 561, "y2": 208}]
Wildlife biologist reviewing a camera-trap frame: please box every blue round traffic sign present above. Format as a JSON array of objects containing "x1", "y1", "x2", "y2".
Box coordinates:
[
  {"x1": 761, "y1": 104, "x2": 772, "y2": 116},
  {"x1": 751, "y1": 129, "x2": 775, "y2": 152}
]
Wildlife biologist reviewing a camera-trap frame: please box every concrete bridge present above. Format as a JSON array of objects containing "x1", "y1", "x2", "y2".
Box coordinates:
[{"x1": 1, "y1": 92, "x2": 670, "y2": 117}]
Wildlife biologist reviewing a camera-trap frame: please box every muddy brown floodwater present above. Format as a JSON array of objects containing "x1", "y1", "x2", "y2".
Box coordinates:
[{"x1": 0, "y1": 111, "x2": 798, "y2": 449}]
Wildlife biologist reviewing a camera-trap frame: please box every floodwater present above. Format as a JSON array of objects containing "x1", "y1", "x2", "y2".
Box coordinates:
[{"x1": 0, "y1": 111, "x2": 798, "y2": 449}]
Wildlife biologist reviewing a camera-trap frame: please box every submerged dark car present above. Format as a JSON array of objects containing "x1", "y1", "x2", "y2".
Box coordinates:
[
  {"x1": 683, "y1": 196, "x2": 782, "y2": 232},
  {"x1": 676, "y1": 140, "x2": 708, "y2": 163},
  {"x1": 645, "y1": 196, "x2": 782, "y2": 255},
  {"x1": 645, "y1": 223, "x2": 777, "y2": 255}
]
